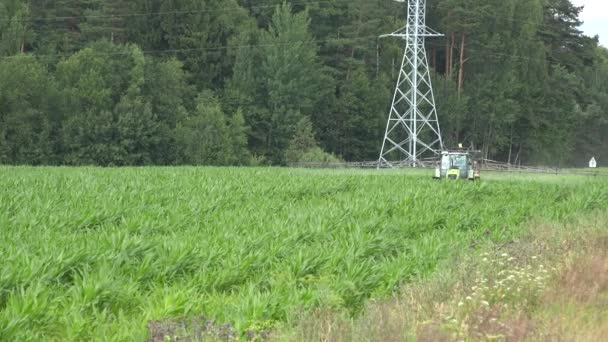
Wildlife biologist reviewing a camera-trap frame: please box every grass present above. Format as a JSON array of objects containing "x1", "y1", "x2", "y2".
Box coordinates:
[
  {"x1": 1, "y1": 167, "x2": 607, "y2": 340},
  {"x1": 276, "y1": 211, "x2": 608, "y2": 341},
  {"x1": 570, "y1": 167, "x2": 608, "y2": 173}
]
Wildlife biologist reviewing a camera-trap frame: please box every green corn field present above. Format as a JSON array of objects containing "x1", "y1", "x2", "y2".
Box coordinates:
[{"x1": 1, "y1": 167, "x2": 607, "y2": 340}]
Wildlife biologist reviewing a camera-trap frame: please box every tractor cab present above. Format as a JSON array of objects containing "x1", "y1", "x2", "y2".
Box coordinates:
[{"x1": 434, "y1": 151, "x2": 480, "y2": 180}]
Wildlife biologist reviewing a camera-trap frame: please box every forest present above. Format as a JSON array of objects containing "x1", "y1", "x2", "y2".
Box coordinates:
[{"x1": 0, "y1": 0, "x2": 606, "y2": 166}]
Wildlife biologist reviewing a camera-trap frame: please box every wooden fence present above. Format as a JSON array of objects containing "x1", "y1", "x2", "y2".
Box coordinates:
[{"x1": 289, "y1": 159, "x2": 607, "y2": 177}]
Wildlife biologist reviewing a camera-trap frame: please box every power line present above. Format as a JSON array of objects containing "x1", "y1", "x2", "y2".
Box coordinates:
[
  {"x1": 2, "y1": 0, "x2": 595, "y2": 63},
  {"x1": 378, "y1": 0, "x2": 444, "y2": 167},
  {"x1": 2, "y1": 0, "x2": 587, "y2": 37},
  {"x1": 1, "y1": 35, "x2": 591, "y2": 71},
  {"x1": 0, "y1": 35, "x2": 380, "y2": 60},
  {"x1": 2, "y1": 0, "x2": 595, "y2": 60},
  {"x1": 422, "y1": 41, "x2": 590, "y2": 70},
  {"x1": 0, "y1": 31, "x2": 593, "y2": 71},
  {"x1": 0, "y1": 0, "x2": 353, "y2": 22}
]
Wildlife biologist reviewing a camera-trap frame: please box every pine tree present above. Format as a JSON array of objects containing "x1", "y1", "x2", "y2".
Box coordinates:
[
  {"x1": 116, "y1": 95, "x2": 159, "y2": 166},
  {"x1": 226, "y1": 109, "x2": 251, "y2": 165},
  {"x1": 80, "y1": 0, "x2": 134, "y2": 43},
  {"x1": 57, "y1": 41, "x2": 157, "y2": 165},
  {"x1": 0, "y1": 128, "x2": 8, "y2": 163},
  {"x1": 0, "y1": 0, "x2": 31, "y2": 55},
  {"x1": 0, "y1": 0, "x2": 606, "y2": 166},
  {"x1": 143, "y1": 58, "x2": 193, "y2": 165},
  {"x1": 175, "y1": 91, "x2": 232, "y2": 165},
  {"x1": 0, "y1": 56, "x2": 56, "y2": 164},
  {"x1": 143, "y1": 0, "x2": 252, "y2": 89},
  {"x1": 259, "y1": 3, "x2": 324, "y2": 163},
  {"x1": 284, "y1": 116, "x2": 317, "y2": 163}
]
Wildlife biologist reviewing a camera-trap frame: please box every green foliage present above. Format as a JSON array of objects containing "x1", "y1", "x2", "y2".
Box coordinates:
[
  {"x1": 323, "y1": 69, "x2": 388, "y2": 161},
  {"x1": 527, "y1": 65, "x2": 581, "y2": 164},
  {"x1": 0, "y1": 0, "x2": 607, "y2": 166},
  {"x1": 136, "y1": 0, "x2": 252, "y2": 89},
  {"x1": 0, "y1": 167, "x2": 607, "y2": 339},
  {"x1": 0, "y1": 0, "x2": 30, "y2": 56},
  {"x1": 261, "y1": 4, "x2": 320, "y2": 116},
  {"x1": 0, "y1": 56, "x2": 56, "y2": 164},
  {"x1": 284, "y1": 116, "x2": 317, "y2": 163},
  {"x1": 233, "y1": 2, "x2": 328, "y2": 163},
  {"x1": 57, "y1": 41, "x2": 148, "y2": 165},
  {"x1": 115, "y1": 95, "x2": 160, "y2": 166},
  {"x1": 299, "y1": 147, "x2": 342, "y2": 163},
  {"x1": 226, "y1": 109, "x2": 251, "y2": 165},
  {"x1": 80, "y1": 0, "x2": 135, "y2": 43},
  {"x1": 285, "y1": 116, "x2": 341, "y2": 163},
  {"x1": 142, "y1": 58, "x2": 193, "y2": 165},
  {"x1": 175, "y1": 91, "x2": 248, "y2": 165}
]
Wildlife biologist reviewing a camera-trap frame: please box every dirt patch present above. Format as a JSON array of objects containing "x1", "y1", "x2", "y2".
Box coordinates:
[
  {"x1": 147, "y1": 316, "x2": 237, "y2": 341},
  {"x1": 147, "y1": 316, "x2": 272, "y2": 341}
]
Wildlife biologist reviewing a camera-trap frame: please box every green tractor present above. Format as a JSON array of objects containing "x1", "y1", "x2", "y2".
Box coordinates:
[{"x1": 433, "y1": 151, "x2": 481, "y2": 181}]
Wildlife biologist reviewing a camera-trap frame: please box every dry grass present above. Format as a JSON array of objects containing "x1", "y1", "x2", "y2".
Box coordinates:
[
  {"x1": 274, "y1": 212, "x2": 608, "y2": 342},
  {"x1": 534, "y1": 251, "x2": 608, "y2": 342},
  {"x1": 554, "y1": 253, "x2": 608, "y2": 303}
]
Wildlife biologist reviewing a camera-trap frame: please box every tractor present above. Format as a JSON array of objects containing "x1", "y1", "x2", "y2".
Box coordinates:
[{"x1": 433, "y1": 151, "x2": 481, "y2": 181}]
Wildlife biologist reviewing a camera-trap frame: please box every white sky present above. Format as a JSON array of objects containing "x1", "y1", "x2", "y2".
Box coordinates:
[{"x1": 572, "y1": 0, "x2": 608, "y2": 46}]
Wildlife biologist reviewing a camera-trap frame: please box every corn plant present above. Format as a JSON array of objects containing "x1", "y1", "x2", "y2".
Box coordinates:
[{"x1": 0, "y1": 167, "x2": 606, "y2": 340}]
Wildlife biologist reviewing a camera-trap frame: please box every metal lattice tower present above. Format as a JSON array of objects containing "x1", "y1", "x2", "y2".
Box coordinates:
[{"x1": 378, "y1": 0, "x2": 444, "y2": 168}]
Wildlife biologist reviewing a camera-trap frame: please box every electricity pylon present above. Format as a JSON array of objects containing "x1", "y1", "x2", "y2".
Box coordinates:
[{"x1": 378, "y1": 0, "x2": 444, "y2": 168}]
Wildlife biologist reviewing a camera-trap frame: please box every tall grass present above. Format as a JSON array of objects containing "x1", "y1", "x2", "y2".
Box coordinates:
[{"x1": 0, "y1": 167, "x2": 607, "y2": 340}]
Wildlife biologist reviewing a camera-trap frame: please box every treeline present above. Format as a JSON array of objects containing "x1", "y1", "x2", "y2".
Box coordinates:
[{"x1": 0, "y1": 0, "x2": 606, "y2": 166}]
